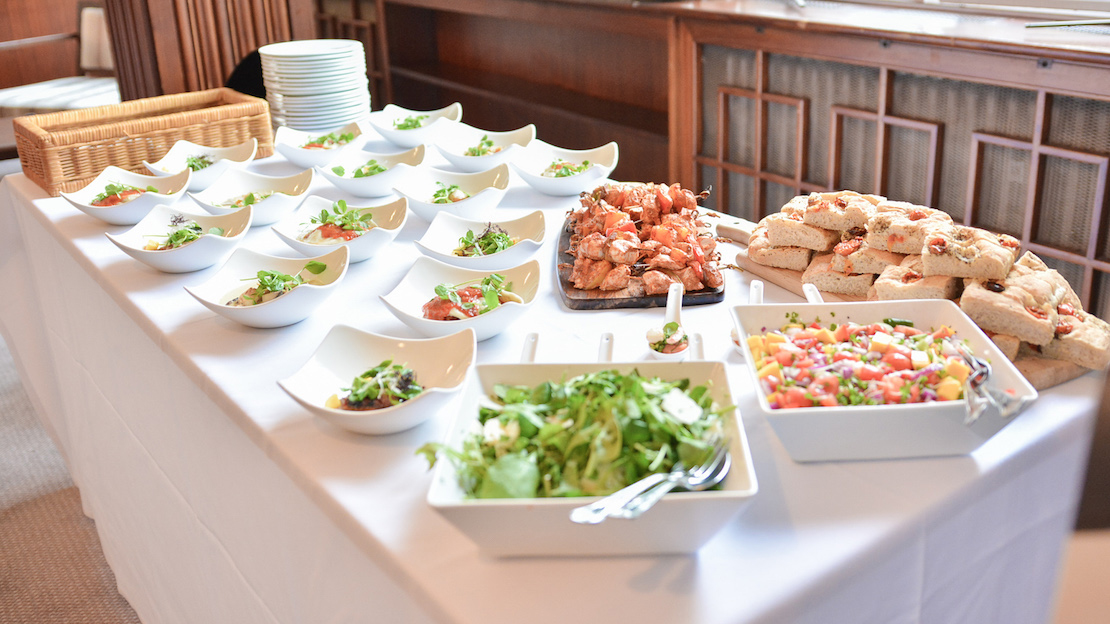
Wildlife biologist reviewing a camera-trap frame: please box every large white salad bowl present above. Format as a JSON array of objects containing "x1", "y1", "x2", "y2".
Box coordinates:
[
  {"x1": 143, "y1": 138, "x2": 257, "y2": 191},
  {"x1": 426, "y1": 355, "x2": 758, "y2": 557},
  {"x1": 188, "y1": 168, "x2": 313, "y2": 226},
  {"x1": 273, "y1": 122, "x2": 364, "y2": 169},
  {"x1": 277, "y1": 325, "x2": 475, "y2": 435},
  {"x1": 61, "y1": 166, "x2": 190, "y2": 225},
  {"x1": 511, "y1": 140, "x2": 619, "y2": 196},
  {"x1": 316, "y1": 145, "x2": 425, "y2": 197},
  {"x1": 105, "y1": 203, "x2": 251, "y2": 273},
  {"x1": 271, "y1": 196, "x2": 408, "y2": 263},
  {"x1": 414, "y1": 210, "x2": 544, "y2": 271},
  {"x1": 393, "y1": 163, "x2": 510, "y2": 222},
  {"x1": 367, "y1": 102, "x2": 462, "y2": 148},
  {"x1": 379, "y1": 256, "x2": 539, "y2": 342},
  {"x1": 433, "y1": 123, "x2": 535, "y2": 173},
  {"x1": 184, "y1": 246, "x2": 348, "y2": 328}
]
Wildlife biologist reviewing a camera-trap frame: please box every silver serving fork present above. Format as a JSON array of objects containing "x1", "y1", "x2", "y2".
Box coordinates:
[{"x1": 957, "y1": 344, "x2": 1034, "y2": 424}]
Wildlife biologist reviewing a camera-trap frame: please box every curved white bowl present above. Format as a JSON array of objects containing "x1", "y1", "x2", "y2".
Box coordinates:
[
  {"x1": 271, "y1": 196, "x2": 408, "y2": 263},
  {"x1": 367, "y1": 102, "x2": 462, "y2": 148},
  {"x1": 380, "y1": 256, "x2": 539, "y2": 342},
  {"x1": 316, "y1": 145, "x2": 425, "y2": 198},
  {"x1": 61, "y1": 167, "x2": 191, "y2": 225},
  {"x1": 510, "y1": 140, "x2": 619, "y2": 196},
  {"x1": 143, "y1": 138, "x2": 257, "y2": 192},
  {"x1": 277, "y1": 324, "x2": 475, "y2": 435},
  {"x1": 414, "y1": 210, "x2": 544, "y2": 271},
  {"x1": 184, "y1": 246, "x2": 349, "y2": 328},
  {"x1": 188, "y1": 168, "x2": 313, "y2": 226},
  {"x1": 393, "y1": 163, "x2": 509, "y2": 223},
  {"x1": 432, "y1": 123, "x2": 535, "y2": 173},
  {"x1": 273, "y1": 122, "x2": 365, "y2": 169},
  {"x1": 105, "y1": 204, "x2": 251, "y2": 273}
]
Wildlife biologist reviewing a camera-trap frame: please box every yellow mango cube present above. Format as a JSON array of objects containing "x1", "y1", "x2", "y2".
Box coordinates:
[
  {"x1": 765, "y1": 333, "x2": 787, "y2": 346},
  {"x1": 870, "y1": 331, "x2": 894, "y2": 353},
  {"x1": 945, "y1": 357, "x2": 971, "y2": 383},
  {"x1": 936, "y1": 377, "x2": 963, "y2": 401},
  {"x1": 747, "y1": 335, "x2": 765, "y2": 359},
  {"x1": 814, "y1": 328, "x2": 836, "y2": 344},
  {"x1": 757, "y1": 362, "x2": 781, "y2": 380}
]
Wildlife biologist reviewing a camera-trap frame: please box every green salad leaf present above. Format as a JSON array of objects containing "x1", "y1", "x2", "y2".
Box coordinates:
[
  {"x1": 308, "y1": 199, "x2": 374, "y2": 232},
  {"x1": 453, "y1": 224, "x2": 515, "y2": 257},
  {"x1": 417, "y1": 369, "x2": 726, "y2": 499},
  {"x1": 393, "y1": 114, "x2": 428, "y2": 130}
]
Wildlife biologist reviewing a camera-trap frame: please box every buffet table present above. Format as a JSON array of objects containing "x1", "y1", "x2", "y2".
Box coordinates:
[{"x1": 0, "y1": 150, "x2": 1103, "y2": 624}]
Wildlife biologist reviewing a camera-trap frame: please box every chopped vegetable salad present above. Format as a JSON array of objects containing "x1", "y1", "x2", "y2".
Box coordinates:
[{"x1": 747, "y1": 317, "x2": 973, "y2": 408}]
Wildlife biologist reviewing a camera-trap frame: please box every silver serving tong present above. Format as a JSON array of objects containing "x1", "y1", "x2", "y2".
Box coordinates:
[{"x1": 957, "y1": 344, "x2": 1034, "y2": 424}]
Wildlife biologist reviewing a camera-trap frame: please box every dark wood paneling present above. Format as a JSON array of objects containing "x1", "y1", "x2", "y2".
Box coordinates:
[{"x1": 0, "y1": 0, "x2": 82, "y2": 88}]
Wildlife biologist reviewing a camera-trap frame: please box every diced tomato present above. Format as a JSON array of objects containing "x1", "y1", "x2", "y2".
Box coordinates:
[
  {"x1": 898, "y1": 326, "x2": 924, "y2": 337},
  {"x1": 931, "y1": 325, "x2": 954, "y2": 340},
  {"x1": 833, "y1": 351, "x2": 858, "y2": 362},
  {"x1": 834, "y1": 324, "x2": 850, "y2": 342},
  {"x1": 857, "y1": 364, "x2": 886, "y2": 381},
  {"x1": 780, "y1": 387, "x2": 812, "y2": 409},
  {"x1": 886, "y1": 343, "x2": 912, "y2": 358},
  {"x1": 817, "y1": 395, "x2": 839, "y2": 407},
  {"x1": 880, "y1": 377, "x2": 905, "y2": 403},
  {"x1": 793, "y1": 357, "x2": 815, "y2": 369},
  {"x1": 882, "y1": 351, "x2": 912, "y2": 371},
  {"x1": 774, "y1": 351, "x2": 795, "y2": 367},
  {"x1": 793, "y1": 368, "x2": 813, "y2": 384},
  {"x1": 809, "y1": 375, "x2": 839, "y2": 396}
]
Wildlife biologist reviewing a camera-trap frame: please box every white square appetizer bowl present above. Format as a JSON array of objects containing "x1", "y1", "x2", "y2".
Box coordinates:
[
  {"x1": 367, "y1": 102, "x2": 462, "y2": 148},
  {"x1": 105, "y1": 204, "x2": 251, "y2": 273},
  {"x1": 510, "y1": 140, "x2": 618, "y2": 196},
  {"x1": 426, "y1": 358, "x2": 759, "y2": 557},
  {"x1": 277, "y1": 325, "x2": 475, "y2": 435},
  {"x1": 315, "y1": 145, "x2": 425, "y2": 198},
  {"x1": 143, "y1": 138, "x2": 257, "y2": 191},
  {"x1": 271, "y1": 196, "x2": 408, "y2": 263},
  {"x1": 273, "y1": 122, "x2": 364, "y2": 169},
  {"x1": 393, "y1": 163, "x2": 510, "y2": 222},
  {"x1": 61, "y1": 166, "x2": 191, "y2": 225},
  {"x1": 185, "y1": 246, "x2": 349, "y2": 328},
  {"x1": 188, "y1": 168, "x2": 314, "y2": 226},
  {"x1": 730, "y1": 297, "x2": 1038, "y2": 462},
  {"x1": 414, "y1": 210, "x2": 544, "y2": 271},
  {"x1": 432, "y1": 123, "x2": 535, "y2": 173},
  {"x1": 379, "y1": 256, "x2": 539, "y2": 342}
]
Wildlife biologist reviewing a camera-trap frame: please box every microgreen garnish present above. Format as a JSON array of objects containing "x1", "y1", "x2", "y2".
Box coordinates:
[
  {"x1": 237, "y1": 262, "x2": 326, "y2": 305},
  {"x1": 308, "y1": 199, "x2": 374, "y2": 232},
  {"x1": 92, "y1": 182, "x2": 157, "y2": 203},
  {"x1": 185, "y1": 155, "x2": 214, "y2": 171},
  {"x1": 302, "y1": 132, "x2": 354, "y2": 149},
  {"x1": 432, "y1": 182, "x2": 469, "y2": 204},
  {"x1": 434, "y1": 274, "x2": 509, "y2": 315},
  {"x1": 144, "y1": 216, "x2": 225, "y2": 251},
  {"x1": 342, "y1": 360, "x2": 423, "y2": 407},
  {"x1": 650, "y1": 321, "x2": 688, "y2": 353},
  {"x1": 454, "y1": 224, "x2": 515, "y2": 257},
  {"x1": 464, "y1": 134, "x2": 497, "y2": 157},
  {"x1": 393, "y1": 115, "x2": 428, "y2": 130},
  {"x1": 543, "y1": 160, "x2": 590, "y2": 178}
]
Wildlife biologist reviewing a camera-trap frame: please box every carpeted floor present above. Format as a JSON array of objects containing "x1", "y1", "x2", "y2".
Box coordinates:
[{"x1": 0, "y1": 336, "x2": 140, "y2": 623}]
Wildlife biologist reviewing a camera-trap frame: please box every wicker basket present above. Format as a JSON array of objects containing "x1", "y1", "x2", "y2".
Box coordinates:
[{"x1": 14, "y1": 88, "x2": 274, "y2": 196}]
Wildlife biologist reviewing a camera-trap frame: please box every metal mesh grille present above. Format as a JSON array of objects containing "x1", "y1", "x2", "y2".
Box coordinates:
[
  {"x1": 765, "y1": 181, "x2": 796, "y2": 217},
  {"x1": 766, "y1": 55, "x2": 879, "y2": 188},
  {"x1": 885, "y1": 125, "x2": 932, "y2": 205},
  {"x1": 976, "y1": 144, "x2": 1029, "y2": 235},
  {"x1": 728, "y1": 171, "x2": 756, "y2": 220},
  {"x1": 839, "y1": 116, "x2": 876, "y2": 193},
  {"x1": 701, "y1": 46, "x2": 756, "y2": 158},
  {"x1": 1037, "y1": 156, "x2": 1098, "y2": 255},
  {"x1": 1095, "y1": 271, "x2": 1110, "y2": 320},
  {"x1": 765, "y1": 101, "x2": 798, "y2": 178},
  {"x1": 727, "y1": 96, "x2": 756, "y2": 168},
  {"x1": 890, "y1": 72, "x2": 1037, "y2": 218}
]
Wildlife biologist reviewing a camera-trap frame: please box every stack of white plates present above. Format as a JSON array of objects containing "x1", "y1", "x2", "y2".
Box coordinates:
[{"x1": 259, "y1": 39, "x2": 371, "y2": 132}]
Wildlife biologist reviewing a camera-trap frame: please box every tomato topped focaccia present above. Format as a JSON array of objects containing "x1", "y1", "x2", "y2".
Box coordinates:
[
  {"x1": 802, "y1": 253, "x2": 875, "y2": 298},
  {"x1": 959, "y1": 262, "x2": 1069, "y2": 345},
  {"x1": 829, "y1": 235, "x2": 905, "y2": 275},
  {"x1": 762, "y1": 210, "x2": 839, "y2": 252},
  {"x1": 865, "y1": 201, "x2": 954, "y2": 254},
  {"x1": 920, "y1": 224, "x2": 1020, "y2": 280},
  {"x1": 802, "y1": 190, "x2": 883, "y2": 231}
]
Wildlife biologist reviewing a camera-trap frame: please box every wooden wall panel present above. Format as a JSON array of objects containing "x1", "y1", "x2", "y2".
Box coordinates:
[{"x1": 0, "y1": 0, "x2": 82, "y2": 88}]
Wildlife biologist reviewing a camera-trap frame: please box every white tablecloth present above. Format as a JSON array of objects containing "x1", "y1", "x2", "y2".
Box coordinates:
[{"x1": 0, "y1": 152, "x2": 1101, "y2": 624}]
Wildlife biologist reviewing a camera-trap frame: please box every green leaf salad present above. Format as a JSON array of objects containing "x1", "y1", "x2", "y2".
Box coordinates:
[{"x1": 417, "y1": 370, "x2": 726, "y2": 499}]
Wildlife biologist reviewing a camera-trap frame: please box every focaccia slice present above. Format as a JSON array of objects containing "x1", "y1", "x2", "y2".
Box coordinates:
[
  {"x1": 763, "y1": 211, "x2": 839, "y2": 252},
  {"x1": 748, "y1": 224, "x2": 813, "y2": 272},
  {"x1": 959, "y1": 263, "x2": 1066, "y2": 345},
  {"x1": 829, "y1": 236, "x2": 905, "y2": 275},
  {"x1": 1039, "y1": 305, "x2": 1110, "y2": 370},
  {"x1": 802, "y1": 191, "x2": 883, "y2": 231},
  {"x1": 866, "y1": 201, "x2": 954, "y2": 254},
  {"x1": 802, "y1": 253, "x2": 875, "y2": 297},
  {"x1": 920, "y1": 224, "x2": 1020, "y2": 280},
  {"x1": 872, "y1": 255, "x2": 961, "y2": 301}
]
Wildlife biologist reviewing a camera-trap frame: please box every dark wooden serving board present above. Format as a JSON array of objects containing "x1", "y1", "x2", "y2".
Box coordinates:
[{"x1": 555, "y1": 220, "x2": 725, "y2": 310}]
